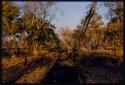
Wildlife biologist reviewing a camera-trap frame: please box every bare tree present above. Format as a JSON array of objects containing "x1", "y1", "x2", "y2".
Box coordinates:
[
  {"x1": 20, "y1": 1, "x2": 58, "y2": 65},
  {"x1": 72, "y1": 2, "x2": 97, "y2": 54},
  {"x1": 70, "y1": 2, "x2": 97, "y2": 82}
]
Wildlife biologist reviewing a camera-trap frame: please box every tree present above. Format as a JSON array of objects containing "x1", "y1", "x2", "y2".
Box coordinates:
[
  {"x1": 59, "y1": 27, "x2": 74, "y2": 57},
  {"x1": 67, "y1": 3, "x2": 98, "y2": 81},
  {"x1": 73, "y1": 2, "x2": 97, "y2": 51},
  {"x1": 80, "y1": 12, "x2": 103, "y2": 30},
  {"x1": 103, "y1": 2, "x2": 123, "y2": 20},
  {"x1": 2, "y1": 1, "x2": 20, "y2": 34},
  {"x1": 103, "y1": 2, "x2": 123, "y2": 55},
  {"x1": 2, "y1": 1, "x2": 19, "y2": 23},
  {"x1": 77, "y1": 12, "x2": 104, "y2": 49},
  {"x1": 2, "y1": 1, "x2": 20, "y2": 49},
  {"x1": 20, "y1": 2, "x2": 60, "y2": 59},
  {"x1": 38, "y1": 22, "x2": 60, "y2": 49}
]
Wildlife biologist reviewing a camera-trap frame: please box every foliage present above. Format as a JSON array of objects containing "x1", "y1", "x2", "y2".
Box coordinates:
[
  {"x1": 38, "y1": 23, "x2": 60, "y2": 48},
  {"x1": 103, "y1": 2, "x2": 123, "y2": 20},
  {"x1": 2, "y1": 2, "x2": 123, "y2": 82},
  {"x1": 2, "y1": 1, "x2": 19, "y2": 23},
  {"x1": 2, "y1": 1, "x2": 20, "y2": 35}
]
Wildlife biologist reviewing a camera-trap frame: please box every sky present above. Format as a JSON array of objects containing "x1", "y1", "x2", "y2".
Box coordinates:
[
  {"x1": 52, "y1": 2, "x2": 91, "y2": 29},
  {"x1": 14, "y1": 2, "x2": 109, "y2": 31}
]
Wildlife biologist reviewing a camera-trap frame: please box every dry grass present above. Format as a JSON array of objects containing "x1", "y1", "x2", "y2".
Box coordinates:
[
  {"x1": 16, "y1": 65, "x2": 48, "y2": 83},
  {"x1": 2, "y1": 49, "x2": 49, "y2": 69},
  {"x1": 15, "y1": 54, "x2": 57, "y2": 84},
  {"x1": 2, "y1": 55, "x2": 25, "y2": 69},
  {"x1": 79, "y1": 47, "x2": 123, "y2": 63}
]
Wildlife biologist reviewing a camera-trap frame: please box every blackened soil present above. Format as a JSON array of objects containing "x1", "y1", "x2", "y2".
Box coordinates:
[
  {"x1": 41, "y1": 63, "x2": 82, "y2": 84},
  {"x1": 41, "y1": 56, "x2": 123, "y2": 83}
]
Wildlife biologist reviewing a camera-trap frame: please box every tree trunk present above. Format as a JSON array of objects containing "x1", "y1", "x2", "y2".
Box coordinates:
[{"x1": 24, "y1": 55, "x2": 27, "y2": 66}]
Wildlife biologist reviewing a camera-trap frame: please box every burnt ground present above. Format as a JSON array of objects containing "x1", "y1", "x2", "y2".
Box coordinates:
[
  {"x1": 41, "y1": 56, "x2": 124, "y2": 84},
  {"x1": 41, "y1": 63, "x2": 83, "y2": 84},
  {"x1": 2, "y1": 49, "x2": 124, "y2": 84}
]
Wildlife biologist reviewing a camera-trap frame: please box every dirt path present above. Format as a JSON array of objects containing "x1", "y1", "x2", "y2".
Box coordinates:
[
  {"x1": 2, "y1": 49, "x2": 123, "y2": 84},
  {"x1": 16, "y1": 55, "x2": 58, "y2": 83},
  {"x1": 41, "y1": 63, "x2": 82, "y2": 84},
  {"x1": 2, "y1": 49, "x2": 60, "y2": 83},
  {"x1": 2, "y1": 57, "x2": 45, "y2": 83}
]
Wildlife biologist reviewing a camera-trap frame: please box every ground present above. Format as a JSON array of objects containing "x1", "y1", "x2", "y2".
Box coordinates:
[{"x1": 2, "y1": 48, "x2": 123, "y2": 84}]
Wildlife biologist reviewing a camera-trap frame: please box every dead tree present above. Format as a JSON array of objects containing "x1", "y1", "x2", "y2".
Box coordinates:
[
  {"x1": 71, "y1": 2, "x2": 97, "y2": 82},
  {"x1": 72, "y1": 2, "x2": 97, "y2": 62},
  {"x1": 81, "y1": 2, "x2": 97, "y2": 39}
]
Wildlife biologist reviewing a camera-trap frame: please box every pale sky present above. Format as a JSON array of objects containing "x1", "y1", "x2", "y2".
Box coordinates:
[
  {"x1": 52, "y1": 2, "x2": 108, "y2": 29},
  {"x1": 13, "y1": 2, "x2": 109, "y2": 31}
]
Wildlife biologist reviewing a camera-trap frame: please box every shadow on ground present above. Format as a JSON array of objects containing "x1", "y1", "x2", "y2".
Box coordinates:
[
  {"x1": 41, "y1": 55, "x2": 123, "y2": 83},
  {"x1": 41, "y1": 63, "x2": 85, "y2": 84}
]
